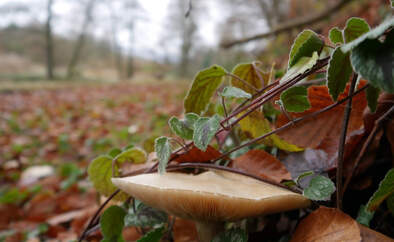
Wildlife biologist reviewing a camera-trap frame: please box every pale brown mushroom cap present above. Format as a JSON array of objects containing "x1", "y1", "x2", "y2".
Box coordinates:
[{"x1": 112, "y1": 171, "x2": 310, "y2": 222}]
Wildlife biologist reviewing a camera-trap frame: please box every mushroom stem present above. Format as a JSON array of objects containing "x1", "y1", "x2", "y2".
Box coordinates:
[{"x1": 195, "y1": 221, "x2": 224, "y2": 242}]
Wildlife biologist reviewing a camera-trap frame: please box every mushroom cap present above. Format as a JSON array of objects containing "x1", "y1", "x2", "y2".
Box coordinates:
[{"x1": 112, "y1": 171, "x2": 310, "y2": 222}]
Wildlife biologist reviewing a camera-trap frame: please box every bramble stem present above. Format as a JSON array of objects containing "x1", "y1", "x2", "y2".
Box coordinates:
[{"x1": 336, "y1": 74, "x2": 357, "y2": 210}]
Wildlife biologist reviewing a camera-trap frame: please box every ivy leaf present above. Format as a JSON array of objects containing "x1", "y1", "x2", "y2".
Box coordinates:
[
  {"x1": 108, "y1": 148, "x2": 122, "y2": 158},
  {"x1": 184, "y1": 65, "x2": 226, "y2": 115},
  {"x1": 350, "y1": 30, "x2": 394, "y2": 93},
  {"x1": 124, "y1": 202, "x2": 167, "y2": 227},
  {"x1": 365, "y1": 85, "x2": 380, "y2": 112},
  {"x1": 193, "y1": 115, "x2": 221, "y2": 151},
  {"x1": 288, "y1": 29, "x2": 324, "y2": 68},
  {"x1": 280, "y1": 86, "x2": 311, "y2": 112},
  {"x1": 155, "y1": 137, "x2": 171, "y2": 174},
  {"x1": 114, "y1": 147, "x2": 147, "y2": 164},
  {"x1": 282, "y1": 52, "x2": 319, "y2": 82},
  {"x1": 303, "y1": 175, "x2": 336, "y2": 201},
  {"x1": 238, "y1": 111, "x2": 303, "y2": 152},
  {"x1": 356, "y1": 205, "x2": 375, "y2": 227},
  {"x1": 327, "y1": 47, "x2": 353, "y2": 101},
  {"x1": 366, "y1": 168, "x2": 394, "y2": 211},
  {"x1": 231, "y1": 63, "x2": 269, "y2": 94},
  {"x1": 341, "y1": 18, "x2": 394, "y2": 53},
  {"x1": 88, "y1": 155, "x2": 118, "y2": 197},
  {"x1": 137, "y1": 227, "x2": 165, "y2": 242},
  {"x1": 221, "y1": 86, "x2": 252, "y2": 99},
  {"x1": 169, "y1": 113, "x2": 199, "y2": 140},
  {"x1": 329, "y1": 27, "x2": 344, "y2": 45},
  {"x1": 212, "y1": 228, "x2": 248, "y2": 242},
  {"x1": 343, "y1": 17, "x2": 370, "y2": 43},
  {"x1": 100, "y1": 205, "x2": 126, "y2": 242}
]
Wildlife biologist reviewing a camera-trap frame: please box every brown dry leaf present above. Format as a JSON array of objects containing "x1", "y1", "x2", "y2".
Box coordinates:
[
  {"x1": 276, "y1": 81, "x2": 367, "y2": 149},
  {"x1": 291, "y1": 206, "x2": 361, "y2": 242},
  {"x1": 172, "y1": 145, "x2": 222, "y2": 163},
  {"x1": 122, "y1": 227, "x2": 141, "y2": 241},
  {"x1": 172, "y1": 217, "x2": 199, "y2": 242},
  {"x1": 386, "y1": 120, "x2": 394, "y2": 159},
  {"x1": 231, "y1": 149, "x2": 291, "y2": 183},
  {"x1": 363, "y1": 93, "x2": 394, "y2": 133},
  {"x1": 291, "y1": 206, "x2": 393, "y2": 242}
]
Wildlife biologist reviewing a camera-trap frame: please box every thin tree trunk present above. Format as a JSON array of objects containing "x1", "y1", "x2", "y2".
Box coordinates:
[
  {"x1": 45, "y1": 0, "x2": 54, "y2": 80},
  {"x1": 66, "y1": 0, "x2": 96, "y2": 79}
]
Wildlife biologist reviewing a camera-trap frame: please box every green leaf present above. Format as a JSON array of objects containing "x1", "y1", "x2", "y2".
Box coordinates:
[
  {"x1": 124, "y1": 202, "x2": 167, "y2": 227},
  {"x1": 231, "y1": 63, "x2": 269, "y2": 94},
  {"x1": 329, "y1": 27, "x2": 344, "y2": 45},
  {"x1": 88, "y1": 155, "x2": 118, "y2": 197},
  {"x1": 296, "y1": 171, "x2": 314, "y2": 184},
  {"x1": 193, "y1": 115, "x2": 221, "y2": 151},
  {"x1": 169, "y1": 113, "x2": 199, "y2": 140},
  {"x1": 387, "y1": 194, "x2": 394, "y2": 215},
  {"x1": 356, "y1": 205, "x2": 375, "y2": 227},
  {"x1": 221, "y1": 86, "x2": 252, "y2": 99},
  {"x1": 108, "y1": 148, "x2": 122, "y2": 158},
  {"x1": 341, "y1": 18, "x2": 394, "y2": 53},
  {"x1": 282, "y1": 52, "x2": 319, "y2": 82},
  {"x1": 288, "y1": 29, "x2": 324, "y2": 68},
  {"x1": 365, "y1": 85, "x2": 380, "y2": 112},
  {"x1": 155, "y1": 137, "x2": 171, "y2": 174},
  {"x1": 0, "y1": 188, "x2": 28, "y2": 205},
  {"x1": 212, "y1": 228, "x2": 248, "y2": 242},
  {"x1": 327, "y1": 47, "x2": 353, "y2": 101},
  {"x1": 303, "y1": 175, "x2": 336, "y2": 201},
  {"x1": 366, "y1": 168, "x2": 394, "y2": 211},
  {"x1": 100, "y1": 205, "x2": 126, "y2": 241},
  {"x1": 350, "y1": 30, "x2": 394, "y2": 93},
  {"x1": 344, "y1": 17, "x2": 370, "y2": 43},
  {"x1": 184, "y1": 65, "x2": 226, "y2": 115},
  {"x1": 114, "y1": 147, "x2": 147, "y2": 164},
  {"x1": 137, "y1": 227, "x2": 165, "y2": 242},
  {"x1": 280, "y1": 86, "x2": 310, "y2": 112}
]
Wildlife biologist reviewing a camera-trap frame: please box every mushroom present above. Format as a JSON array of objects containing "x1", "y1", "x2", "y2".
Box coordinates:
[{"x1": 112, "y1": 170, "x2": 310, "y2": 242}]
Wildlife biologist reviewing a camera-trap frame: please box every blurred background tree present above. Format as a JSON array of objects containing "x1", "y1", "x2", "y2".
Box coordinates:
[{"x1": 0, "y1": 0, "x2": 391, "y2": 82}]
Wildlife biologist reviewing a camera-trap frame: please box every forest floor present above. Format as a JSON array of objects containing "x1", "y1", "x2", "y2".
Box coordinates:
[{"x1": 0, "y1": 81, "x2": 189, "y2": 241}]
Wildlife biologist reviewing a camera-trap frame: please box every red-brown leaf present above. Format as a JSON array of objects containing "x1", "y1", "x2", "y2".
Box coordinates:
[
  {"x1": 231, "y1": 149, "x2": 291, "y2": 183},
  {"x1": 172, "y1": 145, "x2": 222, "y2": 163}
]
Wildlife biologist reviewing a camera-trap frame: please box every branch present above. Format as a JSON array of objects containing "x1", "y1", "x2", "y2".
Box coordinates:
[{"x1": 221, "y1": 0, "x2": 354, "y2": 48}]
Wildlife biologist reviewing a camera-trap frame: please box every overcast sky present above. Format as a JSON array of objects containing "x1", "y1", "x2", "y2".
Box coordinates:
[{"x1": 0, "y1": 0, "x2": 226, "y2": 60}]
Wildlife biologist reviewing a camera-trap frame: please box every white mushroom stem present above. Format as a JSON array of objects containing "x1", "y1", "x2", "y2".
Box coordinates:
[{"x1": 195, "y1": 221, "x2": 224, "y2": 242}]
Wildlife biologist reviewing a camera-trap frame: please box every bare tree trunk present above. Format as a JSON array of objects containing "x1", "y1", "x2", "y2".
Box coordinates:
[
  {"x1": 66, "y1": 0, "x2": 97, "y2": 79},
  {"x1": 45, "y1": 0, "x2": 54, "y2": 80}
]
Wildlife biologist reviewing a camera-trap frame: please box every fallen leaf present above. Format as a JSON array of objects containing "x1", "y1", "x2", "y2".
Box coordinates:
[
  {"x1": 231, "y1": 149, "x2": 291, "y2": 183},
  {"x1": 291, "y1": 206, "x2": 393, "y2": 242},
  {"x1": 276, "y1": 81, "x2": 367, "y2": 148},
  {"x1": 172, "y1": 145, "x2": 222, "y2": 163},
  {"x1": 291, "y1": 206, "x2": 361, "y2": 241}
]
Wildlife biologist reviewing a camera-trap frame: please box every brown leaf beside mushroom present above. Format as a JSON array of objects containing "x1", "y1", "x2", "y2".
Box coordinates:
[
  {"x1": 291, "y1": 206, "x2": 393, "y2": 242},
  {"x1": 231, "y1": 149, "x2": 291, "y2": 183},
  {"x1": 276, "y1": 81, "x2": 367, "y2": 149},
  {"x1": 172, "y1": 145, "x2": 223, "y2": 163}
]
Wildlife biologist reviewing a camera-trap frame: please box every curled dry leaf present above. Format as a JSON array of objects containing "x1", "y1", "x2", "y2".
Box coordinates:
[
  {"x1": 231, "y1": 149, "x2": 291, "y2": 183},
  {"x1": 276, "y1": 81, "x2": 367, "y2": 149},
  {"x1": 172, "y1": 145, "x2": 223, "y2": 163},
  {"x1": 291, "y1": 206, "x2": 393, "y2": 242}
]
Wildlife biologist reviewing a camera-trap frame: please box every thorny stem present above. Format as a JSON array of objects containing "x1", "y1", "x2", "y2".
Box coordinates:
[
  {"x1": 342, "y1": 105, "x2": 394, "y2": 195},
  {"x1": 212, "y1": 84, "x2": 368, "y2": 163},
  {"x1": 336, "y1": 74, "x2": 358, "y2": 210}
]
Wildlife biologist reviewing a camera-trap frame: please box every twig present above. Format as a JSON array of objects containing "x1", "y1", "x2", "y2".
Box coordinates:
[
  {"x1": 221, "y1": 0, "x2": 354, "y2": 48},
  {"x1": 342, "y1": 105, "x2": 394, "y2": 195},
  {"x1": 336, "y1": 74, "x2": 357, "y2": 210},
  {"x1": 78, "y1": 189, "x2": 120, "y2": 242}
]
